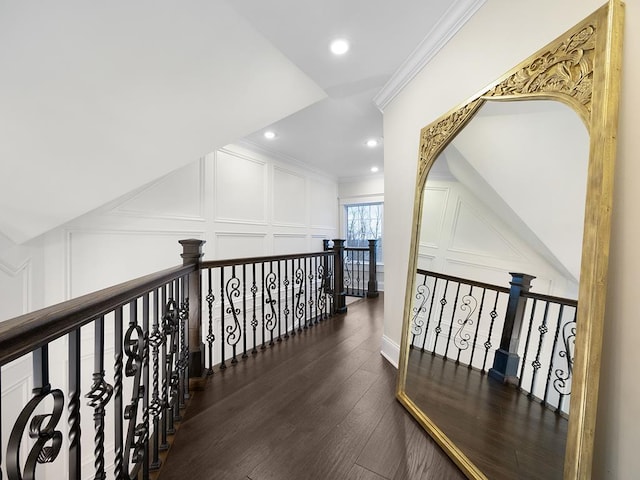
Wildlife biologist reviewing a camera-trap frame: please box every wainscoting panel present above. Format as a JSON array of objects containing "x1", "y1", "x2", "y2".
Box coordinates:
[
  {"x1": 273, "y1": 167, "x2": 306, "y2": 226},
  {"x1": 215, "y1": 149, "x2": 267, "y2": 224},
  {"x1": 215, "y1": 232, "x2": 267, "y2": 259},
  {"x1": 0, "y1": 258, "x2": 30, "y2": 320},
  {"x1": 420, "y1": 186, "x2": 449, "y2": 248},
  {"x1": 112, "y1": 159, "x2": 205, "y2": 221},
  {"x1": 273, "y1": 234, "x2": 308, "y2": 255},
  {"x1": 310, "y1": 178, "x2": 338, "y2": 229}
]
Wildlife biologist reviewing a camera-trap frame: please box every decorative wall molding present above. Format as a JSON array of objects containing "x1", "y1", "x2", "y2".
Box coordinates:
[
  {"x1": 214, "y1": 148, "x2": 268, "y2": 225},
  {"x1": 0, "y1": 257, "x2": 32, "y2": 316},
  {"x1": 373, "y1": 0, "x2": 486, "y2": 111},
  {"x1": 110, "y1": 158, "x2": 206, "y2": 222},
  {"x1": 272, "y1": 166, "x2": 307, "y2": 227}
]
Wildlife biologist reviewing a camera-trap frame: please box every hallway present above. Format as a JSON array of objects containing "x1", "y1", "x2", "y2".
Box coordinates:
[{"x1": 158, "y1": 296, "x2": 465, "y2": 480}]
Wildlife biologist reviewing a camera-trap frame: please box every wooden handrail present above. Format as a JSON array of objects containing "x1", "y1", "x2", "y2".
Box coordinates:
[
  {"x1": 0, "y1": 264, "x2": 195, "y2": 366},
  {"x1": 201, "y1": 250, "x2": 332, "y2": 269}
]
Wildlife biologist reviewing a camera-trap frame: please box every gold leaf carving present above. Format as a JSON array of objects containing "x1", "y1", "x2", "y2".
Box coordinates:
[
  {"x1": 486, "y1": 25, "x2": 596, "y2": 111},
  {"x1": 419, "y1": 100, "x2": 481, "y2": 177}
]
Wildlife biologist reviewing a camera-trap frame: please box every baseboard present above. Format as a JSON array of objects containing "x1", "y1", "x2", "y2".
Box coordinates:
[{"x1": 380, "y1": 335, "x2": 400, "y2": 369}]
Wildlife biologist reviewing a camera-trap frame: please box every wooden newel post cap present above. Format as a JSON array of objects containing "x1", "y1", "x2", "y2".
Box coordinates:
[{"x1": 179, "y1": 239, "x2": 206, "y2": 265}]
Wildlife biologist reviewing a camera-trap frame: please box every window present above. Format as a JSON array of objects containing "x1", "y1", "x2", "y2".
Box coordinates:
[{"x1": 344, "y1": 202, "x2": 383, "y2": 262}]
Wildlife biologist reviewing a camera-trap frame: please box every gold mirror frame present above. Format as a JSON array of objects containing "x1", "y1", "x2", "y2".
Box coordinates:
[{"x1": 396, "y1": 2, "x2": 624, "y2": 479}]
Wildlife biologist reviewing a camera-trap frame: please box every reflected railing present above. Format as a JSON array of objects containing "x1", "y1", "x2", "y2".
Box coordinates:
[{"x1": 410, "y1": 269, "x2": 577, "y2": 415}]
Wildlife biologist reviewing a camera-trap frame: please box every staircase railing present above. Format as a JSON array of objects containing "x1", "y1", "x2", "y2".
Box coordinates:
[
  {"x1": 0, "y1": 238, "x2": 377, "y2": 480},
  {"x1": 409, "y1": 269, "x2": 577, "y2": 415}
]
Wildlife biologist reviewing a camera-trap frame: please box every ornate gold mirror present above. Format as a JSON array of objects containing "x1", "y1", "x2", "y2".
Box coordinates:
[{"x1": 396, "y1": 2, "x2": 624, "y2": 479}]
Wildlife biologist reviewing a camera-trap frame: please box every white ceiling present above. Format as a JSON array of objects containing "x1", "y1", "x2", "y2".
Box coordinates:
[
  {"x1": 0, "y1": 0, "x2": 482, "y2": 244},
  {"x1": 232, "y1": 0, "x2": 466, "y2": 180}
]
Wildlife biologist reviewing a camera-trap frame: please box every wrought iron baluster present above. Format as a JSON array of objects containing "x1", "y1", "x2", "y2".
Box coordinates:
[
  {"x1": 529, "y1": 301, "x2": 551, "y2": 400},
  {"x1": 163, "y1": 295, "x2": 178, "y2": 437},
  {"x1": 264, "y1": 262, "x2": 278, "y2": 346},
  {"x1": 410, "y1": 274, "x2": 430, "y2": 347},
  {"x1": 114, "y1": 306, "x2": 125, "y2": 478},
  {"x1": 251, "y1": 263, "x2": 258, "y2": 354},
  {"x1": 518, "y1": 299, "x2": 539, "y2": 390},
  {"x1": 421, "y1": 276, "x2": 439, "y2": 352},
  {"x1": 277, "y1": 260, "x2": 282, "y2": 341},
  {"x1": 261, "y1": 262, "x2": 267, "y2": 350},
  {"x1": 171, "y1": 279, "x2": 181, "y2": 423},
  {"x1": 7, "y1": 345, "x2": 64, "y2": 480},
  {"x1": 123, "y1": 299, "x2": 148, "y2": 479},
  {"x1": 142, "y1": 293, "x2": 151, "y2": 479},
  {"x1": 481, "y1": 292, "x2": 500, "y2": 373},
  {"x1": 242, "y1": 264, "x2": 248, "y2": 358},
  {"x1": 443, "y1": 282, "x2": 462, "y2": 359},
  {"x1": 316, "y1": 261, "x2": 327, "y2": 320},
  {"x1": 220, "y1": 267, "x2": 226, "y2": 369},
  {"x1": 469, "y1": 288, "x2": 487, "y2": 369},
  {"x1": 453, "y1": 286, "x2": 478, "y2": 364},
  {"x1": 206, "y1": 268, "x2": 215, "y2": 374},
  {"x1": 543, "y1": 303, "x2": 565, "y2": 408},
  {"x1": 554, "y1": 307, "x2": 576, "y2": 412},
  {"x1": 309, "y1": 256, "x2": 316, "y2": 325},
  {"x1": 68, "y1": 328, "x2": 81, "y2": 480},
  {"x1": 225, "y1": 265, "x2": 242, "y2": 364},
  {"x1": 85, "y1": 315, "x2": 114, "y2": 480},
  {"x1": 149, "y1": 289, "x2": 163, "y2": 470},
  {"x1": 295, "y1": 258, "x2": 305, "y2": 332},
  {"x1": 283, "y1": 259, "x2": 290, "y2": 338},
  {"x1": 179, "y1": 277, "x2": 189, "y2": 405},
  {"x1": 159, "y1": 286, "x2": 170, "y2": 449},
  {"x1": 432, "y1": 280, "x2": 449, "y2": 355}
]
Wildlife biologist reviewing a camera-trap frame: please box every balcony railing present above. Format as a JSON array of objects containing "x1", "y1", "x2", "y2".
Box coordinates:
[
  {"x1": 0, "y1": 239, "x2": 378, "y2": 480},
  {"x1": 409, "y1": 269, "x2": 577, "y2": 415}
]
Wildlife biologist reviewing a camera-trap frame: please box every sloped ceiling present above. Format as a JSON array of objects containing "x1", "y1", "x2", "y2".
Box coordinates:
[
  {"x1": 0, "y1": 1, "x2": 326, "y2": 244},
  {"x1": 446, "y1": 100, "x2": 589, "y2": 281}
]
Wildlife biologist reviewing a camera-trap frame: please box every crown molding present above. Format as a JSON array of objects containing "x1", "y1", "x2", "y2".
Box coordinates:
[{"x1": 373, "y1": 0, "x2": 486, "y2": 112}]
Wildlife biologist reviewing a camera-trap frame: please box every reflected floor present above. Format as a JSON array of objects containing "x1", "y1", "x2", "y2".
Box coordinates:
[{"x1": 406, "y1": 349, "x2": 567, "y2": 479}]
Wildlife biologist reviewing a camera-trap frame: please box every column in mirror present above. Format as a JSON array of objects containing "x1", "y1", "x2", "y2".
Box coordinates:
[{"x1": 405, "y1": 100, "x2": 588, "y2": 479}]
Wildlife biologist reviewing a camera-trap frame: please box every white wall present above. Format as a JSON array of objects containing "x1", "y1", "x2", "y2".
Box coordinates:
[{"x1": 383, "y1": 0, "x2": 640, "y2": 477}]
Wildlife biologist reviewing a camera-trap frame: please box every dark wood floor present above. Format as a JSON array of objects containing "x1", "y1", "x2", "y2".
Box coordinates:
[
  {"x1": 158, "y1": 295, "x2": 466, "y2": 480},
  {"x1": 405, "y1": 350, "x2": 567, "y2": 479}
]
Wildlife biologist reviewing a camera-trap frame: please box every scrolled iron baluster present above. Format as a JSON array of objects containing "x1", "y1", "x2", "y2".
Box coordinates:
[
  {"x1": 553, "y1": 314, "x2": 576, "y2": 396},
  {"x1": 453, "y1": 294, "x2": 478, "y2": 352},
  {"x1": 410, "y1": 283, "x2": 431, "y2": 340},
  {"x1": 149, "y1": 293, "x2": 164, "y2": 469},
  {"x1": 162, "y1": 299, "x2": 178, "y2": 436},
  {"x1": 264, "y1": 270, "x2": 278, "y2": 343},
  {"x1": 7, "y1": 389, "x2": 65, "y2": 480},
  {"x1": 316, "y1": 264, "x2": 327, "y2": 318},
  {"x1": 123, "y1": 315, "x2": 148, "y2": 479},
  {"x1": 283, "y1": 263, "x2": 291, "y2": 337},
  {"x1": 225, "y1": 276, "x2": 242, "y2": 363},
  {"x1": 294, "y1": 265, "x2": 305, "y2": 332},
  {"x1": 178, "y1": 297, "x2": 190, "y2": 400},
  {"x1": 86, "y1": 372, "x2": 113, "y2": 479}
]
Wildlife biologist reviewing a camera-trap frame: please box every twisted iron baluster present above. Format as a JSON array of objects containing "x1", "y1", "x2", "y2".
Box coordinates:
[
  {"x1": 68, "y1": 329, "x2": 81, "y2": 479},
  {"x1": 149, "y1": 289, "x2": 164, "y2": 470},
  {"x1": 85, "y1": 315, "x2": 114, "y2": 480},
  {"x1": 114, "y1": 307, "x2": 125, "y2": 478},
  {"x1": 206, "y1": 268, "x2": 215, "y2": 373}
]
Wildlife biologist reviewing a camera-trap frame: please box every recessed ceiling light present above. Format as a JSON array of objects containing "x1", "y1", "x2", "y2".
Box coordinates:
[
  {"x1": 366, "y1": 139, "x2": 379, "y2": 148},
  {"x1": 371, "y1": 166, "x2": 379, "y2": 173},
  {"x1": 263, "y1": 131, "x2": 276, "y2": 139},
  {"x1": 330, "y1": 39, "x2": 349, "y2": 55}
]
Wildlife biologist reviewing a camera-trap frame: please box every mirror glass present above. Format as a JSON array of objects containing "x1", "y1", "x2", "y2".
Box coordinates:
[{"x1": 404, "y1": 99, "x2": 588, "y2": 479}]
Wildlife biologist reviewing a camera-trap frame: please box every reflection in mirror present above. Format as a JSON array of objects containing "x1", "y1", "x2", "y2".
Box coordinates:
[{"x1": 405, "y1": 100, "x2": 588, "y2": 479}]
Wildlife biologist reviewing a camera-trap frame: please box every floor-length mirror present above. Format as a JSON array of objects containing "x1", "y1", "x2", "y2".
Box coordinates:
[
  {"x1": 396, "y1": 3, "x2": 624, "y2": 478},
  {"x1": 405, "y1": 99, "x2": 588, "y2": 479}
]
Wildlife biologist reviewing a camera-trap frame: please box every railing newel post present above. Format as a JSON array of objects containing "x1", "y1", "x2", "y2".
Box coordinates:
[
  {"x1": 367, "y1": 239, "x2": 379, "y2": 298},
  {"x1": 488, "y1": 272, "x2": 536, "y2": 385},
  {"x1": 179, "y1": 239, "x2": 206, "y2": 380},
  {"x1": 332, "y1": 239, "x2": 347, "y2": 313}
]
